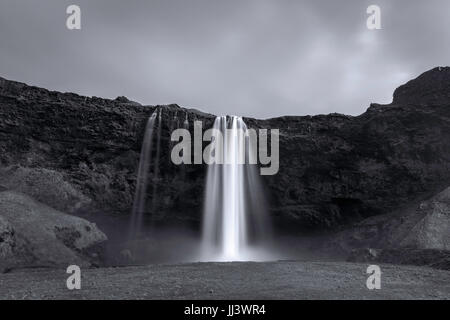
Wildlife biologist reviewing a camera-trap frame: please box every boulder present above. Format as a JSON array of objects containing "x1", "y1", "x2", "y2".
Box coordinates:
[
  {"x1": 400, "y1": 188, "x2": 450, "y2": 250},
  {"x1": 0, "y1": 191, "x2": 107, "y2": 272},
  {"x1": 323, "y1": 187, "x2": 450, "y2": 269}
]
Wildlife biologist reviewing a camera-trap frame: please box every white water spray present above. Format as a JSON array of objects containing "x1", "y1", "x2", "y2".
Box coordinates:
[{"x1": 202, "y1": 116, "x2": 272, "y2": 261}]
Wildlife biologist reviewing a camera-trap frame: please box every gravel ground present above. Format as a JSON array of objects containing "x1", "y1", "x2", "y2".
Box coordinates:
[{"x1": 0, "y1": 260, "x2": 449, "y2": 300}]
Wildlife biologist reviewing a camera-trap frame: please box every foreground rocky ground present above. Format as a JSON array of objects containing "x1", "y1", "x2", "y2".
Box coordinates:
[{"x1": 0, "y1": 260, "x2": 449, "y2": 300}]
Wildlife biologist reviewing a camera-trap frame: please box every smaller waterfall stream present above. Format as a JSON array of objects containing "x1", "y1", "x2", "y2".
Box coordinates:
[
  {"x1": 129, "y1": 109, "x2": 161, "y2": 238},
  {"x1": 151, "y1": 110, "x2": 162, "y2": 214}
]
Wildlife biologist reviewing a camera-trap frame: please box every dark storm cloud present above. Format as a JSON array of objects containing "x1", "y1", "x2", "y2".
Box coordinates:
[{"x1": 1, "y1": 0, "x2": 449, "y2": 118}]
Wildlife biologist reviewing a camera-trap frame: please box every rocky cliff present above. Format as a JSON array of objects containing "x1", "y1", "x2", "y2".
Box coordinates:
[{"x1": 1, "y1": 67, "x2": 450, "y2": 232}]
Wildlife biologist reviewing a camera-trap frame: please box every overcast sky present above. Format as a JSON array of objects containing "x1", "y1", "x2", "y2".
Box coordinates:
[{"x1": 1, "y1": 0, "x2": 449, "y2": 118}]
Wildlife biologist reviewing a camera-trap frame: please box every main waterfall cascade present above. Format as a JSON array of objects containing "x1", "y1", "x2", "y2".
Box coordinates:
[
  {"x1": 202, "y1": 116, "x2": 272, "y2": 261},
  {"x1": 130, "y1": 111, "x2": 272, "y2": 262}
]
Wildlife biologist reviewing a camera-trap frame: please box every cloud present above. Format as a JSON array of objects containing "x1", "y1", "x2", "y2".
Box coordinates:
[{"x1": 0, "y1": 0, "x2": 449, "y2": 118}]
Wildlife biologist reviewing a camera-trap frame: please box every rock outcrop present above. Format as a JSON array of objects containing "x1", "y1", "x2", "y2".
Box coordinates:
[
  {"x1": 321, "y1": 186, "x2": 450, "y2": 269},
  {"x1": 400, "y1": 188, "x2": 450, "y2": 250},
  {"x1": 327, "y1": 186, "x2": 450, "y2": 253},
  {"x1": 0, "y1": 67, "x2": 450, "y2": 231},
  {"x1": 0, "y1": 191, "x2": 107, "y2": 272},
  {"x1": 393, "y1": 66, "x2": 450, "y2": 105}
]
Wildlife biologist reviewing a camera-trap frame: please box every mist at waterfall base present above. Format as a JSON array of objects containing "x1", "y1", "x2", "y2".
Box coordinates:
[{"x1": 117, "y1": 110, "x2": 305, "y2": 265}]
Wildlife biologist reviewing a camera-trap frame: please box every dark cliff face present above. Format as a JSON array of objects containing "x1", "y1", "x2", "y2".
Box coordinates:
[
  {"x1": 1, "y1": 67, "x2": 450, "y2": 232},
  {"x1": 393, "y1": 66, "x2": 450, "y2": 105}
]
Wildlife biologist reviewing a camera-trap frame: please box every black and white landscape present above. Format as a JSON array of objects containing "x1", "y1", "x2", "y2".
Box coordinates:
[
  {"x1": 1, "y1": 0, "x2": 450, "y2": 301},
  {"x1": 0, "y1": 67, "x2": 450, "y2": 299}
]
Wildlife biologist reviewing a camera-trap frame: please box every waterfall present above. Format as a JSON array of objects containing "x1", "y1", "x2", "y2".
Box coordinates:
[
  {"x1": 151, "y1": 110, "x2": 162, "y2": 214},
  {"x1": 183, "y1": 113, "x2": 189, "y2": 130},
  {"x1": 169, "y1": 111, "x2": 177, "y2": 149},
  {"x1": 202, "y1": 116, "x2": 272, "y2": 261},
  {"x1": 129, "y1": 109, "x2": 160, "y2": 238}
]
